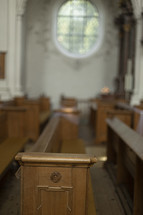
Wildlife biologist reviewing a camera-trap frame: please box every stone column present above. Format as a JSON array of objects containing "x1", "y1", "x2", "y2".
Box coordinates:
[
  {"x1": 115, "y1": 15, "x2": 131, "y2": 98},
  {"x1": 130, "y1": 0, "x2": 143, "y2": 104},
  {"x1": 15, "y1": 0, "x2": 28, "y2": 96},
  {"x1": 131, "y1": 14, "x2": 143, "y2": 104}
]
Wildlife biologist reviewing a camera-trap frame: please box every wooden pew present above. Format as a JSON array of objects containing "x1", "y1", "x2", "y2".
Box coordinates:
[
  {"x1": 39, "y1": 96, "x2": 51, "y2": 130},
  {"x1": 0, "y1": 96, "x2": 51, "y2": 141},
  {"x1": 0, "y1": 106, "x2": 28, "y2": 138},
  {"x1": 106, "y1": 117, "x2": 143, "y2": 215},
  {"x1": 60, "y1": 96, "x2": 77, "y2": 108},
  {"x1": 89, "y1": 102, "x2": 97, "y2": 130},
  {"x1": 0, "y1": 103, "x2": 39, "y2": 141},
  {"x1": 92, "y1": 99, "x2": 116, "y2": 144},
  {"x1": 15, "y1": 114, "x2": 97, "y2": 215},
  {"x1": 16, "y1": 96, "x2": 51, "y2": 134},
  {"x1": 54, "y1": 108, "x2": 80, "y2": 141},
  {"x1": 116, "y1": 102, "x2": 143, "y2": 135},
  {"x1": 0, "y1": 112, "x2": 28, "y2": 180},
  {"x1": 107, "y1": 109, "x2": 132, "y2": 127},
  {"x1": 89, "y1": 99, "x2": 133, "y2": 144}
]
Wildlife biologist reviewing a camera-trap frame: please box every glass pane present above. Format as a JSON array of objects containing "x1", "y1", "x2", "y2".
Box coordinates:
[
  {"x1": 57, "y1": 0, "x2": 100, "y2": 56},
  {"x1": 57, "y1": 17, "x2": 70, "y2": 35},
  {"x1": 58, "y1": 1, "x2": 71, "y2": 16},
  {"x1": 72, "y1": 17, "x2": 84, "y2": 35},
  {"x1": 85, "y1": 17, "x2": 99, "y2": 36}
]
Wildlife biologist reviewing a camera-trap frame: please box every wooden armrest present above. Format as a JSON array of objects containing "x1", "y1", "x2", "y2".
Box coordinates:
[{"x1": 15, "y1": 152, "x2": 97, "y2": 166}]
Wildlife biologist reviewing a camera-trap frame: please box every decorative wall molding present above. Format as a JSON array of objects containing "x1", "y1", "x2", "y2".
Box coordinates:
[
  {"x1": 131, "y1": 0, "x2": 142, "y2": 18},
  {"x1": 16, "y1": 0, "x2": 28, "y2": 16}
]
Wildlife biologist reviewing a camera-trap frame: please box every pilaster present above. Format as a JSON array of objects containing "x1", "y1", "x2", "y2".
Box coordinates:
[
  {"x1": 130, "y1": 0, "x2": 143, "y2": 104},
  {"x1": 14, "y1": 0, "x2": 28, "y2": 96}
]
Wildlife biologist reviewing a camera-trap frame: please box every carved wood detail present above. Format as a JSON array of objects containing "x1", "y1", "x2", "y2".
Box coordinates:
[
  {"x1": 37, "y1": 186, "x2": 73, "y2": 215},
  {"x1": 0, "y1": 52, "x2": 5, "y2": 79}
]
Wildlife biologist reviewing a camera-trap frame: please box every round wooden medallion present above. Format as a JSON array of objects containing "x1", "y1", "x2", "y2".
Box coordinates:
[{"x1": 50, "y1": 172, "x2": 62, "y2": 183}]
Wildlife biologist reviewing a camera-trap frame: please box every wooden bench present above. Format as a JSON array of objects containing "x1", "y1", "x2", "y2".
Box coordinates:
[
  {"x1": 14, "y1": 96, "x2": 51, "y2": 128},
  {"x1": 106, "y1": 117, "x2": 143, "y2": 215},
  {"x1": 60, "y1": 96, "x2": 78, "y2": 108},
  {"x1": 89, "y1": 98, "x2": 132, "y2": 144},
  {"x1": 116, "y1": 102, "x2": 143, "y2": 135},
  {"x1": 0, "y1": 112, "x2": 28, "y2": 180},
  {"x1": 0, "y1": 96, "x2": 51, "y2": 141},
  {"x1": 15, "y1": 114, "x2": 97, "y2": 215},
  {"x1": 107, "y1": 109, "x2": 132, "y2": 127}
]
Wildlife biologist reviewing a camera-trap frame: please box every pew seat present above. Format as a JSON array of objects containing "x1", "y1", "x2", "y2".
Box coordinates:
[
  {"x1": 0, "y1": 137, "x2": 28, "y2": 179},
  {"x1": 61, "y1": 139, "x2": 86, "y2": 154},
  {"x1": 39, "y1": 110, "x2": 51, "y2": 126}
]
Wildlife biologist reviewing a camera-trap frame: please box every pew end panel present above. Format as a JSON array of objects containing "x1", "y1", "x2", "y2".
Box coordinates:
[
  {"x1": 15, "y1": 152, "x2": 97, "y2": 215},
  {"x1": 15, "y1": 113, "x2": 97, "y2": 215},
  {"x1": 95, "y1": 100, "x2": 115, "y2": 144}
]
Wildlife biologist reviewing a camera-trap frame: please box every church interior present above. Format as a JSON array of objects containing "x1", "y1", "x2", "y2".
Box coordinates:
[{"x1": 0, "y1": 0, "x2": 143, "y2": 214}]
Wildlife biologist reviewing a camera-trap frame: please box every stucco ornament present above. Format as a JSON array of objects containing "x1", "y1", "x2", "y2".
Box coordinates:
[
  {"x1": 131, "y1": 0, "x2": 142, "y2": 18},
  {"x1": 17, "y1": 0, "x2": 28, "y2": 16}
]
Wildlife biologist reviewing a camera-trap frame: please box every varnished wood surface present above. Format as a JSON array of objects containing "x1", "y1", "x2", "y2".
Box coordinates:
[
  {"x1": 15, "y1": 152, "x2": 97, "y2": 165},
  {"x1": 60, "y1": 138, "x2": 96, "y2": 215},
  {"x1": 39, "y1": 96, "x2": 51, "y2": 111},
  {"x1": 0, "y1": 52, "x2": 6, "y2": 79},
  {"x1": 31, "y1": 116, "x2": 60, "y2": 152},
  {"x1": 0, "y1": 103, "x2": 39, "y2": 140},
  {"x1": 106, "y1": 117, "x2": 143, "y2": 161},
  {"x1": 0, "y1": 112, "x2": 7, "y2": 142},
  {"x1": 107, "y1": 109, "x2": 132, "y2": 127},
  {"x1": 95, "y1": 100, "x2": 115, "y2": 143},
  {"x1": 106, "y1": 117, "x2": 143, "y2": 215},
  {"x1": 1, "y1": 96, "x2": 51, "y2": 141},
  {"x1": 15, "y1": 113, "x2": 97, "y2": 215},
  {"x1": 0, "y1": 137, "x2": 28, "y2": 178},
  {"x1": 60, "y1": 97, "x2": 77, "y2": 108},
  {"x1": 61, "y1": 139, "x2": 86, "y2": 154},
  {"x1": 39, "y1": 110, "x2": 51, "y2": 125}
]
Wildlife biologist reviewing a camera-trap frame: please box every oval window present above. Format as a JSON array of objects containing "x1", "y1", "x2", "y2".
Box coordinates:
[{"x1": 56, "y1": 0, "x2": 100, "y2": 57}]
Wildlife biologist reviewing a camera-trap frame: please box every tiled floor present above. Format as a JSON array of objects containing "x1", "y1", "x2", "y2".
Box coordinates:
[{"x1": 0, "y1": 163, "x2": 20, "y2": 215}]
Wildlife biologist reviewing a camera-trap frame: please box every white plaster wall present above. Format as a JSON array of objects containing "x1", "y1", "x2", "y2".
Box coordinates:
[
  {"x1": 21, "y1": 14, "x2": 27, "y2": 89},
  {"x1": 0, "y1": 0, "x2": 17, "y2": 100},
  {"x1": 0, "y1": 0, "x2": 8, "y2": 51},
  {"x1": 25, "y1": 0, "x2": 119, "y2": 108}
]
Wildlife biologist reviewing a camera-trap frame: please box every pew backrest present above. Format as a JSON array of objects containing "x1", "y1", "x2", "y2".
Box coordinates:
[
  {"x1": 106, "y1": 117, "x2": 143, "y2": 161},
  {"x1": 0, "y1": 112, "x2": 7, "y2": 142},
  {"x1": 106, "y1": 117, "x2": 143, "y2": 215},
  {"x1": 31, "y1": 116, "x2": 61, "y2": 153}
]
